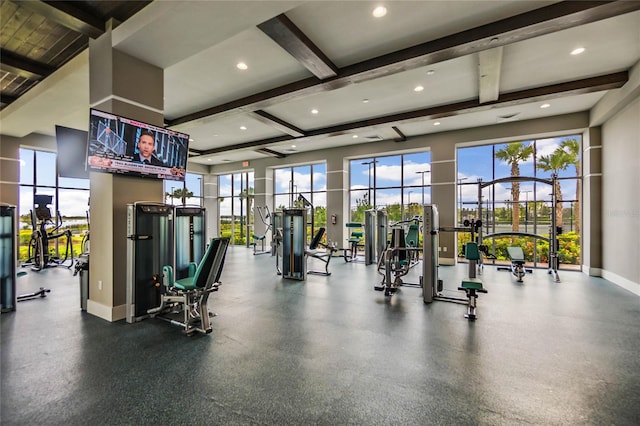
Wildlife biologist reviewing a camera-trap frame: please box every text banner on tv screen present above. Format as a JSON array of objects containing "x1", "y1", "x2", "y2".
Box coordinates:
[{"x1": 87, "y1": 109, "x2": 189, "y2": 182}]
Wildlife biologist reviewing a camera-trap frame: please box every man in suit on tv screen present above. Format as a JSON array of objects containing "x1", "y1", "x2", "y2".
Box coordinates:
[{"x1": 135, "y1": 130, "x2": 164, "y2": 166}]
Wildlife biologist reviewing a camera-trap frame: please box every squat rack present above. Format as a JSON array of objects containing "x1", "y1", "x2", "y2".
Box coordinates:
[{"x1": 476, "y1": 175, "x2": 560, "y2": 282}]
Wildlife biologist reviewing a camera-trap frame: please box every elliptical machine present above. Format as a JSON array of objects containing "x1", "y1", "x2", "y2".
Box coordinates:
[{"x1": 25, "y1": 195, "x2": 74, "y2": 271}]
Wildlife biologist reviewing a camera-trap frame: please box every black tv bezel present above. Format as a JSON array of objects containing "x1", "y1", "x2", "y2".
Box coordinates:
[{"x1": 87, "y1": 108, "x2": 189, "y2": 182}]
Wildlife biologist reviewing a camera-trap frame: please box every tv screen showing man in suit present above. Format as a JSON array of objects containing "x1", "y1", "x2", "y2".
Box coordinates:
[{"x1": 87, "y1": 109, "x2": 188, "y2": 181}]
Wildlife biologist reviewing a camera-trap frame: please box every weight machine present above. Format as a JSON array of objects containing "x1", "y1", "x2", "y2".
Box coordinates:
[
  {"x1": 251, "y1": 206, "x2": 272, "y2": 255},
  {"x1": 281, "y1": 208, "x2": 306, "y2": 280},
  {"x1": 477, "y1": 175, "x2": 560, "y2": 282},
  {"x1": 25, "y1": 195, "x2": 74, "y2": 271},
  {"x1": 373, "y1": 215, "x2": 423, "y2": 296},
  {"x1": 422, "y1": 205, "x2": 488, "y2": 320}
]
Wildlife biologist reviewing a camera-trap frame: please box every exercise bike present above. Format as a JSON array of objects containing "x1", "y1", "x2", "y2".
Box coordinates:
[{"x1": 24, "y1": 195, "x2": 74, "y2": 271}]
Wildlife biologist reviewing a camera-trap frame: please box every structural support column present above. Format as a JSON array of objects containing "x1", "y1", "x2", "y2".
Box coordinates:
[
  {"x1": 325, "y1": 156, "x2": 348, "y2": 248},
  {"x1": 87, "y1": 28, "x2": 164, "y2": 322},
  {"x1": 582, "y1": 127, "x2": 602, "y2": 276},
  {"x1": 430, "y1": 140, "x2": 457, "y2": 265},
  {"x1": 203, "y1": 174, "x2": 219, "y2": 239}
]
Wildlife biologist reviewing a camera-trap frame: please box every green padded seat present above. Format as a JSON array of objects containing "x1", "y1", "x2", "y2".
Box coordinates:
[
  {"x1": 460, "y1": 278, "x2": 484, "y2": 291},
  {"x1": 173, "y1": 277, "x2": 198, "y2": 291}
]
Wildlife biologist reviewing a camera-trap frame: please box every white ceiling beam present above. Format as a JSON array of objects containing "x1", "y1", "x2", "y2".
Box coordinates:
[{"x1": 478, "y1": 46, "x2": 503, "y2": 103}]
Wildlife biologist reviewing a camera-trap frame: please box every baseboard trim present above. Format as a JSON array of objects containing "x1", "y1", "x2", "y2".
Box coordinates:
[
  {"x1": 601, "y1": 270, "x2": 640, "y2": 296},
  {"x1": 87, "y1": 300, "x2": 127, "y2": 322}
]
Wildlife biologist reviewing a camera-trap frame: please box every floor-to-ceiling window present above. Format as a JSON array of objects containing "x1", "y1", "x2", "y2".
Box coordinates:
[
  {"x1": 457, "y1": 135, "x2": 581, "y2": 269},
  {"x1": 349, "y1": 151, "x2": 431, "y2": 224},
  {"x1": 218, "y1": 172, "x2": 254, "y2": 246},
  {"x1": 163, "y1": 173, "x2": 203, "y2": 206},
  {"x1": 274, "y1": 163, "x2": 327, "y2": 239},
  {"x1": 18, "y1": 148, "x2": 89, "y2": 263}
]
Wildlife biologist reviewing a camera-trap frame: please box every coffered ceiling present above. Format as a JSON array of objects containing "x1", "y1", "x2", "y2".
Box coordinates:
[{"x1": 2, "y1": 1, "x2": 639, "y2": 167}]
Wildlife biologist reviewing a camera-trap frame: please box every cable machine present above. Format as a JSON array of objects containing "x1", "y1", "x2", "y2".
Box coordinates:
[
  {"x1": 477, "y1": 175, "x2": 560, "y2": 282},
  {"x1": 1, "y1": 204, "x2": 17, "y2": 312},
  {"x1": 126, "y1": 202, "x2": 174, "y2": 323},
  {"x1": 282, "y1": 208, "x2": 306, "y2": 280}
]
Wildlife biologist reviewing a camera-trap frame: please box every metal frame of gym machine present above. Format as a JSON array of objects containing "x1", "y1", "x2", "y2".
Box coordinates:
[
  {"x1": 423, "y1": 204, "x2": 468, "y2": 305},
  {"x1": 126, "y1": 202, "x2": 175, "y2": 323},
  {"x1": 281, "y1": 208, "x2": 307, "y2": 280},
  {"x1": 1, "y1": 204, "x2": 17, "y2": 312},
  {"x1": 476, "y1": 175, "x2": 561, "y2": 282}
]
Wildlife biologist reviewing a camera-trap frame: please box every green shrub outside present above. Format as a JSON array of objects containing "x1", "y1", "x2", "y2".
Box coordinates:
[{"x1": 456, "y1": 231, "x2": 580, "y2": 265}]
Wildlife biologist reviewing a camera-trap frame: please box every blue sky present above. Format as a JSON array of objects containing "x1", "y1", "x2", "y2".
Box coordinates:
[{"x1": 19, "y1": 134, "x2": 580, "y2": 222}]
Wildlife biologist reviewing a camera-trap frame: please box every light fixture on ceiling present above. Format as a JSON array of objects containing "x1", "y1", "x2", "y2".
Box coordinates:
[
  {"x1": 414, "y1": 85, "x2": 424, "y2": 92},
  {"x1": 188, "y1": 138, "x2": 194, "y2": 142},
  {"x1": 372, "y1": 6, "x2": 387, "y2": 18},
  {"x1": 540, "y1": 103, "x2": 551, "y2": 109},
  {"x1": 291, "y1": 144, "x2": 296, "y2": 148},
  {"x1": 206, "y1": 158, "x2": 212, "y2": 162},
  {"x1": 311, "y1": 109, "x2": 319, "y2": 114},
  {"x1": 426, "y1": 69, "x2": 435, "y2": 75},
  {"x1": 362, "y1": 99, "x2": 370, "y2": 103},
  {"x1": 571, "y1": 47, "x2": 585, "y2": 55},
  {"x1": 221, "y1": 159, "x2": 231, "y2": 162},
  {"x1": 433, "y1": 121, "x2": 441, "y2": 126},
  {"x1": 236, "y1": 62, "x2": 248, "y2": 70},
  {"x1": 352, "y1": 135, "x2": 359, "y2": 139},
  {"x1": 240, "y1": 126, "x2": 247, "y2": 130}
]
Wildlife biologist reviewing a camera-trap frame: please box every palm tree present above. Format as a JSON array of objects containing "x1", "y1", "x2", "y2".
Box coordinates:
[
  {"x1": 561, "y1": 138, "x2": 581, "y2": 234},
  {"x1": 537, "y1": 149, "x2": 571, "y2": 228},
  {"x1": 165, "y1": 188, "x2": 193, "y2": 205},
  {"x1": 495, "y1": 142, "x2": 535, "y2": 231}
]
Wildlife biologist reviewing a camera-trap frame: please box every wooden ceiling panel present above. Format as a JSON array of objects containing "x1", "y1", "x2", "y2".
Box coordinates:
[{"x1": 0, "y1": 0, "x2": 151, "y2": 110}]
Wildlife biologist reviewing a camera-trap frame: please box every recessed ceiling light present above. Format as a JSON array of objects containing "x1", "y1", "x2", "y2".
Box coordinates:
[
  {"x1": 352, "y1": 135, "x2": 359, "y2": 139},
  {"x1": 236, "y1": 62, "x2": 248, "y2": 70},
  {"x1": 414, "y1": 85, "x2": 424, "y2": 92},
  {"x1": 362, "y1": 99, "x2": 370, "y2": 103},
  {"x1": 372, "y1": 6, "x2": 387, "y2": 18},
  {"x1": 240, "y1": 126, "x2": 247, "y2": 130},
  {"x1": 433, "y1": 121, "x2": 441, "y2": 126},
  {"x1": 221, "y1": 159, "x2": 231, "y2": 162},
  {"x1": 571, "y1": 47, "x2": 585, "y2": 55},
  {"x1": 311, "y1": 109, "x2": 319, "y2": 114},
  {"x1": 540, "y1": 103, "x2": 551, "y2": 109},
  {"x1": 206, "y1": 158, "x2": 212, "y2": 162},
  {"x1": 291, "y1": 145, "x2": 296, "y2": 148},
  {"x1": 426, "y1": 70, "x2": 435, "y2": 76},
  {"x1": 188, "y1": 138, "x2": 194, "y2": 142}
]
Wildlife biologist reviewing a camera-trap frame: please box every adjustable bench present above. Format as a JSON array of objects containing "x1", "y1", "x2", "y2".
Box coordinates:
[{"x1": 498, "y1": 246, "x2": 532, "y2": 282}]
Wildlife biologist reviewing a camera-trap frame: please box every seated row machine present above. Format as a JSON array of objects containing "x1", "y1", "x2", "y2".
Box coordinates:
[{"x1": 148, "y1": 237, "x2": 229, "y2": 335}]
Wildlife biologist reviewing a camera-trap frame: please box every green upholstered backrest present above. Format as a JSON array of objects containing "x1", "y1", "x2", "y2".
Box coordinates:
[{"x1": 464, "y1": 242, "x2": 481, "y2": 260}]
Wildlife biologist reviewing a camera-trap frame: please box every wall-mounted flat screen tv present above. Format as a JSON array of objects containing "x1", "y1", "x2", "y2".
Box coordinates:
[
  {"x1": 87, "y1": 109, "x2": 189, "y2": 182},
  {"x1": 55, "y1": 125, "x2": 90, "y2": 179}
]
